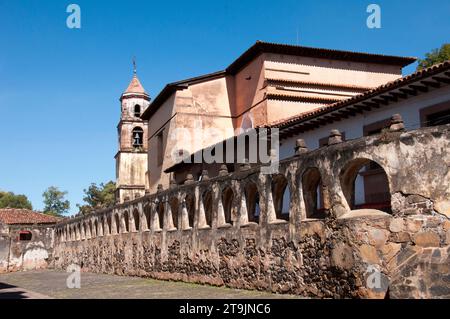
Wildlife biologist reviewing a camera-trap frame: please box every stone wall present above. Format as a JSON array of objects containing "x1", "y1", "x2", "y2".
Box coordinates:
[{"x1": 53, "y1": 123, "x2": 450, "y2": 298}]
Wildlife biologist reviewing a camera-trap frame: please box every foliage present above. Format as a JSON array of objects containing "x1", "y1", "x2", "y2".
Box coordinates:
[
  {"x1": 77, "y1": 181, "x2": 116, "y2": 215},
  {"x1": 0, "y1": 191, "x2": 33, "y2": 210},
  {"x1": 417, "y1": 44, "x2": 450, "y2": 70},
  {"x1": 42, "y1": 186, "x2": 70, "y2": 216}
]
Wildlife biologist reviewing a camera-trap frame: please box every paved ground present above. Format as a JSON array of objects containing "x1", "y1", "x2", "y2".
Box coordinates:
[{"x1": 0, "y1": 270, "x2": 301, "y2": 299}]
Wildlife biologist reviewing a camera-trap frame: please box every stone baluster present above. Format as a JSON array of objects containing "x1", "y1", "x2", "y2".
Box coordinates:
[
  {"x1": 389, "y1": 113, "x2": 405, "y2": 132},
  {"x1": 294, "y1": 139, "x2": 308, "y2": 155},
  {"x1": 328, "y1": 129, "x2": 343, "y2": 145},
  {"x1": 219, "y1": 164, "x2": 229, "y2": 176}
]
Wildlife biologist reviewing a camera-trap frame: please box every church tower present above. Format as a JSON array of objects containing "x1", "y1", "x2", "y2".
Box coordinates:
[{"x1": 115, "y1": 63, "x2": 150, "y2": 203}]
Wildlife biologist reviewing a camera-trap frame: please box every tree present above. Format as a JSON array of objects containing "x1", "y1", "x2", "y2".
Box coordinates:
[
  {"x1": 77, "y1": 181, "x2": 116, "y2": 215},
  {"x1": 417, "y1": 43, "x2": 450, "y2": 70},
  {"x1": 42, "y1": 186, "x2": 70, "y2": 216},
  {"x1": 0, "y1": 191, "x2": 33, "y2": 210}
]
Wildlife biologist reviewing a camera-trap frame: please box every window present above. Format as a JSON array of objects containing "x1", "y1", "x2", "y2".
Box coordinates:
[
  {"x1": 19, "y1": 231, "x2": 32, "y2": 241},
  {"x1": 134, "y1": 104, "x2": 141, "y2": 117},
  {"x1": 420, "y1": 102, "x2": 450, "y2": 127},
  {"x1": 132, "y1": 127, "x2": 144, "y2": 148},
  {"x1": 157, "y1": 131, "x2": 164, "y2": 166}
]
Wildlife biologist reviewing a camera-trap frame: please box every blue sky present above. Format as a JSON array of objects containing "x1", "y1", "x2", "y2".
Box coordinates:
[{"x1": 0, "y1": 0, "x2": 449, "y2": 214}]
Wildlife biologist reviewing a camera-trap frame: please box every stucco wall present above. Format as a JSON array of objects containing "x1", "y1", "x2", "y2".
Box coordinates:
[{"x1": 0, "y1": 225, "x2": 54, "y2": 273}]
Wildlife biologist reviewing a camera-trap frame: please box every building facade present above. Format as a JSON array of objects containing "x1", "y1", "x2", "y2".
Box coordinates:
[{"x1": 140, "y1": 41, "x2": 415, "y2": 193}]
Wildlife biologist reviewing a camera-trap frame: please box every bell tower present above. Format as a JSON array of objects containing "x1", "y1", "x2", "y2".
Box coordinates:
[{"x1": 115, "y1": 61, "x2": 150, "y2": 203}]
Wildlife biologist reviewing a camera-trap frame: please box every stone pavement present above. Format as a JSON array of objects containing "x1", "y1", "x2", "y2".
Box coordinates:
[{"x1": 0, "y1": 270, "x2": 302, "y2": 299}]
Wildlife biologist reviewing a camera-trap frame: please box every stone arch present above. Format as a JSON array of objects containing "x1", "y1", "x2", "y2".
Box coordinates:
[
  {"x1": 133, "y1": 208, "x2": 140, "y2": 231},
  {"x1": 157, "y1": 201, "x2": 164, "y2": 230},
  {"x1": 302, "y1": 167, "x2": 329, "y2": 219},
  {"x1": 82, "y1": 222, "x2": 87, "y2": 239},
  {"x1": 272, "y1": 174, "x2": 290, "y2": 221},
  {"x1": 114, "y1": 213, "x2": 120, "y2": 234},
  {"x1": 221, "y1": 186, "x2": 234, "y2": 225},
  {"x1": 123, "y1": 211, "x2": 130, "y2": 232},
  {"x1": 245, "y1": 182, "x2": 260, "y2": 223},
  {"x1": 89, "y1": 220, "x2": 94, "y2": 238},
  {"x1": 94, "y1": 219, "x2": 99, "y2": 237},
  {"x1": 184, "y1": 194, "x2": 195, "y2": 228},
  {"x1": 77, "y1": 223, "x2": 81, "y2": 240},
  {"x1": 202, "y1": 190, "x2": 213, "y2": 227},
  {"x1": 132, "y1": 127, "x2": 144, "y2": 149},
  {"x1": 100, "y1": 216, "x2": 105, "y2": 236},
  {"x1": 340, "y1": 158, "x2": 391, "y2": 213},
  {"x1": 169, "y1": 197, "x2": 179, "y2": 229},
  {"x1": 144, "y1": 204, "x2": 151, "y2": 230},
  {"x1": 106, "y1": 215, "x2": 112, "y2": 235}
]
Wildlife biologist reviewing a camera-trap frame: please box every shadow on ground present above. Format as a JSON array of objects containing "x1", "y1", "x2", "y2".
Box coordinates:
[{"x1": 0, "y1": 282, "x2": 29, "y2": 299}]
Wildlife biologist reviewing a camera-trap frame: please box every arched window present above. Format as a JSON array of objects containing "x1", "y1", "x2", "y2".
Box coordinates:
[
  {"x1": 144, "y1": 204, "x2": 151, "y2": 230},
  {"x1": 94, "y1": 220, "x2": 99, "y2": 237},
  {"x1": 157, "y1": 202, "x2": 164, "y2": 230},
  {"x1": 123, "y1": 211, "x2": 130, "y2": 232},
  {"x1": 132, "y1": 127, "x2": 144, "y2": 148},
  {"x1": 89, "y1": 221, "x2": 93, "y2": 238},
  {"x1": 272, "y1": 174, "x2": 290, "y2": 221},
  {"x1": 340, "y1": 158, "x2": 391, "y2": 213},
  {"x1": 107, "y1": 215, "x2": 112, "y2": 235},
  {"x1": 302, "y1": 168, "x2": 329, "y2": 219},
  {"x1": 115, "y1": 214, "x2": 120, "y2": 234},
  {"x1": 222, "y1": 187, "x2": 234, "y2": 225},
  {"x1": 245, "y1": 182, "x2": 260, "y2": 223},
  {"x1": 133, "y1": 209, "x2": 140, "y2": 231},
  {"x1": 202, "y1": 191, "x2": 213, "y2": 227},
  {"x1": 184, "y1": 194, "x2": 195, "y2": 228},
  {"x1": 134, "y1": 104, "x2": 141, "y2": 117},
  {"x1": 169, "y1": 198, "x2": 179, "y2": 229}
]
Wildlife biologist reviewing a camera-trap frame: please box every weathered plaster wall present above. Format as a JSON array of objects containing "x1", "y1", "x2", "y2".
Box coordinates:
[
  {"x1": 54, "y1": 124, "x2": 450, "y2": 298},
  {"x1": 0, "y1": 225, "x2": 54, "y2": 273}
]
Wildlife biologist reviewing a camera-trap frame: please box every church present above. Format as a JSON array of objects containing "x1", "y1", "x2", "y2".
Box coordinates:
[{"x1": 116, "y1": 41, "x2": 423, "y2": 203}]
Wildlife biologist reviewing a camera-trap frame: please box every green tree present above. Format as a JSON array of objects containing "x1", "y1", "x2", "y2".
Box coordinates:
[
  {"x1": 0, "y1": 191, "x2": 33, "y2": 210},
  {"x1": 77, "y1": 181, "x2": 116, "y2": 215},
  {"x1": 417, "y1": 43, "x2": 450, "y2": 70},
  {"x1": 42, "y1": 186, "x2": 70, "y2": 216}
]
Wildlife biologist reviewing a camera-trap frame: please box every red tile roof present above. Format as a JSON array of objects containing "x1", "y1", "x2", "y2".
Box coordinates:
[{"x1": 0, "y1": 208, "x2": 61, "y2": 225}]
